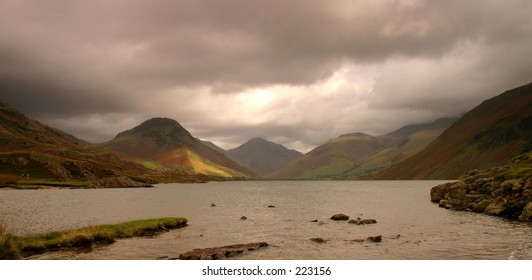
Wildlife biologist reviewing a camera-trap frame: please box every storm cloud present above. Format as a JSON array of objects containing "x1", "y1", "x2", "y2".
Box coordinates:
[{"x1": 1, "y1": 0, "x2": 531, "y2": 151}]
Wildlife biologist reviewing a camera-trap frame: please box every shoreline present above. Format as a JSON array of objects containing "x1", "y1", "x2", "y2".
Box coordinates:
[{"x1": 1, "y1": 217, "x2": 187, "y2": 259}]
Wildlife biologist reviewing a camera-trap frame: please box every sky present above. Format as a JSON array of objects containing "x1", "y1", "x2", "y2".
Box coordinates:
[{"x1": 1, "y1": 0, "x2": 531, "y2": 152}]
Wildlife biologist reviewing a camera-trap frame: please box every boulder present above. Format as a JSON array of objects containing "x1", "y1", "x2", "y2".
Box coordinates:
[
  {"x1": 240, "y1": 216, "x2": 247, "y2": 220},
  {"x1": 361, "y1": 219, "x2": 377, "y2": 224},
  {"x1": 310, "y1": 238, "x2": 326, "y2": 243},
  {"x1": 330, "y1": 214, "x2": 350, "y2": 221},
  {"x1": 472, "y1": 199, "x2": 492, "y2": 213},
  {"x1": 484, "y1": 197, "x2": 508, "y2": 216},
  {"x1": 430, "y1": 183, "x2": 450, "y2": 202},
  {"x1": 178, "y1": 242, "x2": 268, "y2": 260},
  {"x1": 518, "y1": 202, "x2": 532, "y2": 222},
  {"x1": 449, "y1": 181, "x2": 467, "y2": 200},
  {"x1": 366, "y1": 235, "x2": 382, "y2": 242}
]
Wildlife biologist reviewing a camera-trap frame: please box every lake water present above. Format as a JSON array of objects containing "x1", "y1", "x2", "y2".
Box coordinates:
[{"x1": 0, "y1": 181, "x2": 531, "y2": 260}]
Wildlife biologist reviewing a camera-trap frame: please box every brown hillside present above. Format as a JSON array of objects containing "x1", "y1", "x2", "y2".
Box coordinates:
[{"x1": 370, "y1": 82, "x2": 532, "y2": 179}]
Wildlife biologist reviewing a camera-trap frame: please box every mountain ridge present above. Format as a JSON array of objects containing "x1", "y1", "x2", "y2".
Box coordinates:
[
  {"x1": 369, "y1": 82, "x2": 532, "y2": 179},
  {"x1": 226, "y1": 137, "x2": 303, "y2": 176},
  {"x1": 102, "y1": 117, "x2": 254, "y2": 179},
  {"x1": 270, "y1": 117, "x2": 457, "y2": 179}
]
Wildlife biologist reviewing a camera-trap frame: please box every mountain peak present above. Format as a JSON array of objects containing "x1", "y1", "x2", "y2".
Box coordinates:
[
  {"x1": 226, "y1": 137, "x2": 302, "y2": 176},
  {"x1": 114, "y1": 117, "x2": 190, "y2": 140}
]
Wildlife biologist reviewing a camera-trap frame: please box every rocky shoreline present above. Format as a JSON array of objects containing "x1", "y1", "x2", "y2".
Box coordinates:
[{"x1": 430, "y1": 173, "x2": 531, "y2": 222}]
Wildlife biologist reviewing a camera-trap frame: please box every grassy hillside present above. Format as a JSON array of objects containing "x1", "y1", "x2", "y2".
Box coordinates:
[
  {"x1": 270, "y1": 118, "x2": 455, "y2": 179},
  {"x1": 370, "y1": 82, "x2": 532, "y2": 179},
  {"x1": 101, "y1": 118, "x2": 254, "y2": 179},
  {"x1": 0, "y1": 97, "x2": 155, "y2": 184}
]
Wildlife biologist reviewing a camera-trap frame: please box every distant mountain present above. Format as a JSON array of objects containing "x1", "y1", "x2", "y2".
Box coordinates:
[
  {"x1": 370, "y1": 82, "x2": 532, "y2": 179},
  {"x1": 270, "y1": 118, "x2": 456, "y2": 179},
  {"x1": 102, "y1": 118, "x2": 254, "y2": 179},
  {"x1": 0, "y1": 97, "x2": 151, "y2": 182},
  {"x1": 198, "y1": 139, "x2": 226, "y2": 154},
  {"x1": 225, "y1": 137, "x2": 303, "y2": 176}
]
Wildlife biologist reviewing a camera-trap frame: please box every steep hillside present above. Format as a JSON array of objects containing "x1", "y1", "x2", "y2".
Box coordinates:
[
  {"x1": 199, "y1": 139, "x2": 226, "y2": 154},
  {"x1": 371, "y1": 82, "x2": 532, "y2": 179},
  {"x1": 270, "y1": 118, "x2": 455, "y2": 179},
  {"x1": 226, "y1": 137, "x2": 303, "y2": 176},
  {"x1": 0, "y1": 97, "x2": 152, "y2": 184},
  {"x1": 102, "y1": 118, "x2": 254, "y2": 179}
]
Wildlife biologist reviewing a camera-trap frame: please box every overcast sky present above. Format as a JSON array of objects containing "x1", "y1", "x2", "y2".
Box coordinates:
[{"x1": 1, "y1": 0, "x2": 531, "y2": 152}]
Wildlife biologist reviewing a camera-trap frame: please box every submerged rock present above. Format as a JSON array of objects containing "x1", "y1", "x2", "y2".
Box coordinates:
[
  {"x1": 178, "y1": 242, "x2": 268, "y2": 260},
  {"x1": 366, "y1": 235, "x2": 382, "y2": 242},
  {"x1": 310, "y1": 237, "x2": 326, "y2": 243},
  {"x1": 330, "y1": 214, "x2": 350, "y2": 221}
]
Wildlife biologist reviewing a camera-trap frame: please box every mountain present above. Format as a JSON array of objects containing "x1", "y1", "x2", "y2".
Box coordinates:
[
  {"x1": 270, "y1": 118, "x2": 456, "y2": 179},
  {"x1": 225, "y1": 137, "x2": 303, "y2": 176},
  {"x1": 102, "y1": 118, "x2": 254, "y2": 179},
  {"x1": 370, "y1": 82, "x2": 532, "y2": 179},
  {"x1": 198, "y1": 139, "x2": 226, "y2": 154},
  {"x1": 0, "y1": 97, "x2": 151, "y2": 183}
]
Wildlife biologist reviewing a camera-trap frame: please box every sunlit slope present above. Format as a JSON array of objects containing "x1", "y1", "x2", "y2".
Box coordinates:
[
  {"x1": 0, "y1": 97, "x2": 152, "y2": 182},
  {"x1": 102, "y1": 118, "x2": 254, "y2": 178}
]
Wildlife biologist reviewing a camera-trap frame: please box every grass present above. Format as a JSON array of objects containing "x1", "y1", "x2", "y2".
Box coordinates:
[
  {"x1": 16, "y1": 180, "x2": 91, "y2": 188},
  {"x1": 2, "y1": 217, "x2": 187, "y2": 258},
  {"x1": 0, "y1": 223, "x2": 19, "y2": 260}
]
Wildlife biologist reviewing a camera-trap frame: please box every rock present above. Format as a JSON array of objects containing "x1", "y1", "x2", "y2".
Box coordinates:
[
  {"x1": 211, "y1": 203, "x2": 216, "y2": 207},
  {"x1": 310, "y1": 237, "x2": 326, "y2": 243},
  {"x1": 518, "y1": 202, "x2": 532, "y2": 222},
  {"x1": 330, "y1": 214, "x2": 350, "y2": 220},
  {"x1": 310, "y1": 220, "x2": 318, "y2": 223},
  {"x1": 366, "y1": 235, "x2": 382, "y2": 242},
  {"x1": 449, "y1": 181, "x2": 467, "y2": 200},
  {"x1": 388, "y1": 234, "x2": 401, "y2": 239},
  {"x1": 267, "y1": 205, "x2": 275, "y2": 208},
  {"x1": 348, "y1": 219, "x2": 361, "y2": 225},
  {"x1": 484, "y1": 197, "x2": 508, "y2": 216},
  {"x1": 240, "y1": 216, "x2": 247, "y2": 220},
  {"x1": 472, "y1": 199, "x2": 492, "y2": 213},
  {"x1": 178, "y1": 242, "x2": 268, "y2": 260},
  {"x1": 361, "y1": 219, "x2": 377, "y2": 224},
  {"x1": 430, "y1": 182, "x2": 450, "y2": 202}
]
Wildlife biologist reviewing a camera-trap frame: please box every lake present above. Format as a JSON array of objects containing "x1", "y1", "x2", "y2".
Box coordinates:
[{"x1": 0, "y1": 181, "x2": 530, "y2": 259}]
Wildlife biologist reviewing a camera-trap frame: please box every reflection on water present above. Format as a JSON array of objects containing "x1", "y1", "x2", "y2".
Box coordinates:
[{"x1": 0, "y1": 181, "x2": 530, "y2": 259}]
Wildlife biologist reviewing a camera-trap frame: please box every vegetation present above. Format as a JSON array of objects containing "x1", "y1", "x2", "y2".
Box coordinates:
[
  {"x1": 0, "y1": 217, "x2": 187, "y2": 259},
  {"x1": 0, "y1": 222, "x2": 19, "y2": 260}
]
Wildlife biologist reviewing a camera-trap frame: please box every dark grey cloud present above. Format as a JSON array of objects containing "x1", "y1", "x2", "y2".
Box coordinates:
[{"x1": 0, "y1": 0, "x2": 531, "y2": 151}]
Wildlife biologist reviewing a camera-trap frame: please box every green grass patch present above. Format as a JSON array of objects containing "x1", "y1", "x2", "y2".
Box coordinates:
[
  {"x1": 12, "y1": 180, "x2": 94, "y2": 189},
  {"x1": 9, "y1": 217, "x2": 187, "y2": 258}
]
